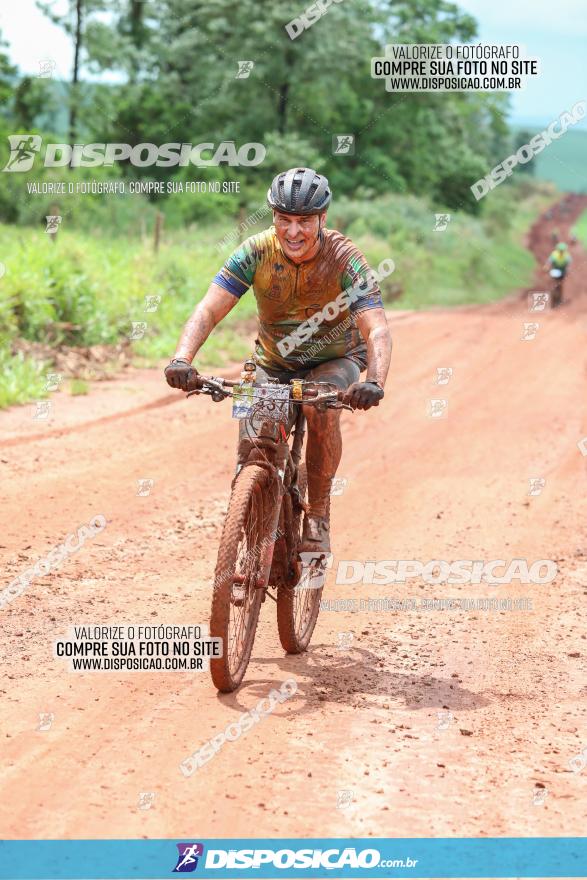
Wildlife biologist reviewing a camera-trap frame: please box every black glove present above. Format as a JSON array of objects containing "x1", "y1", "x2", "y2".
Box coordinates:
[
  {"x1": 343, "y1": 380, "x2": 384, "y2": 411},
  {"x1": 164, "y1": 357, "x2": 197, "y2": 391}
]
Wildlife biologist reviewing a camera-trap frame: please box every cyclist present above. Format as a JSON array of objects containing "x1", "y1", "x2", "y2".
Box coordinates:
[
  {"x1": 165, "y1": 167, "x2": 392, "y2": 556},
  {"x1": 545, "y1": 241, "x2": 571, "y2": 279}
]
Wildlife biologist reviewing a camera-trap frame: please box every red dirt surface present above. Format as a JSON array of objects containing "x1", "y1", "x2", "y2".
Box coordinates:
[{"x1": 1, "y1": 196, "x2": 586, "y2": 840}]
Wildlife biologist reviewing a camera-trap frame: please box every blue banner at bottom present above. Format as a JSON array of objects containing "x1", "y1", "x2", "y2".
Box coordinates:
[{"x1": 0, "y1": 838, "x2": 584, "y2": 880}]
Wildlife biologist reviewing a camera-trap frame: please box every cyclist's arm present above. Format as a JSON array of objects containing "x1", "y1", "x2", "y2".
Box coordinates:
[
  {"x1": 174, "y1": 283, "x2": 238, "y2": 362},
  {"x1": 354, "y1": 307, "x2": 392, "y2": 388}
]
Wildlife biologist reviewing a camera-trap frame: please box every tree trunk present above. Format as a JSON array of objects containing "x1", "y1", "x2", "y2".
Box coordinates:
[
  {"x1": 277, "y1": 81, "x2": 289, "y2": 134},
  {"x1": 153, "y1": 212, "x2": 164, "y2": 253},
  {"x1": 129, "y1": 0, "x2": 144, "y2": 84},
  {"x1": 69, "y1": 0, "x2": 83, "y2": 147}
]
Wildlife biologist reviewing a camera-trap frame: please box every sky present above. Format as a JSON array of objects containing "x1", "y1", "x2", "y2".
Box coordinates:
[{"x1": 1, "y1": 0, "x2": 585, "y2": 128}]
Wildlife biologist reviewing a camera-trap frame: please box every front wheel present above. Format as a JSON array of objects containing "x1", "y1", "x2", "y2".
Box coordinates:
[
  {"x1": 210, "y1": 465, "x2": 267, "y2": 692},
  {"x1": 276, "y1": 465, "x2": 324, "y2": 653}
]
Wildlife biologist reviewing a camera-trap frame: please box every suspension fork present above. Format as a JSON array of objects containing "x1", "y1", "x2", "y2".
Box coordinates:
[{"x1": 256, "y1": 432, "x2": 290, "y2": 590}]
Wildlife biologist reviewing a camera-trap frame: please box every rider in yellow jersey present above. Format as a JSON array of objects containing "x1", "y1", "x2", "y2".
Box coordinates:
[
  {"x1": 165, "y1": 168, "x2": 392, "y2": 555},
  {"x1": 545, "y1": 241, "x2": 571, "y2": 277}
]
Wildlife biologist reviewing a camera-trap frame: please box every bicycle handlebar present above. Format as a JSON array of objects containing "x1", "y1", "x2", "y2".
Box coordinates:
[{"x1": 185, "y1": 372, "x2": 348, "y2": 408}]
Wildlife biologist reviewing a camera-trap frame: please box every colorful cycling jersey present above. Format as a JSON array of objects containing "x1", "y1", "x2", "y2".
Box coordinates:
[
  {"x1": 548, "y1": 250, "x2": 571, "y2": 269},
  {"x1": 213, "y1": 226, "x2": 383, "y2": 369}
]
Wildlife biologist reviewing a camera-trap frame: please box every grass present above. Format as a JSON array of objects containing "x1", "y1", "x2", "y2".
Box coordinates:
[
  {"x1": 0, "y1": 179, "x2": 556, "y2": 409},
  {"x1": 0, "y1": 349, "x2": 48, "y2": 408},
  {"x1": 69, "y1": 379, "x2": 90, "y2": 396},
  {"x1": 574, "y1": 208, "x2": 587, "y2": 248},
  {"x1": 331, "y1": 181, "x2": 553, "y2": 309}
]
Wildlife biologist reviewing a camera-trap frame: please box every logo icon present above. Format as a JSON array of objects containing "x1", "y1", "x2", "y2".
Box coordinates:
[
  {"x1": 434, "y1": 367, "x2": 453, "y2": 386},
  {"x1": 433, "y1": 213, "x2": 451, "y2": 232},
  {"x1": 37, "y1": 712, "x2": 54, "y2": 731},
  {"x1": 437, "y1": 710, "x2": 453, "y2": 730},
  {"x1": 144, "y1": 294, "x2": 161, "y2": 313},
  {"x1": 33, "y1": 400, "x2": 52, "y2": 420},
  {"x1": 569, "y1": 747, "x2": 587, "y2": 774},
  {"x1": 330, "y1": 476, "x2": 348, "y2": 496},
  {"x1": 173, "y1": 843, "x2": 204, "y2": 873},
  {"x1": 527, "y1": 477, "x2": 545, "y2": 497},
  {"x1": 336, "y1": 789, "x2": 354, "y2": 809},
  {"x1": 3, "y1": 135, "x2": 42, "y2": 172},
  {"x1": 236, "y1": 61, "x2": 254, "y2": 79},
  {"x1": 428, "y1": 398, "x2": 448, "y2": 419},
  {"x1": 336, "y1": 631, "x2": 354, "y2": 651},
  {"x1": 138, "y1": 791, "x2": 155, "y2": 810},
  {"x1": 521, "y1": 322, "x2": 539, "y2": 341},
  {"x1": 332, "y1": 134, "x2": 355, "y2": 156},
  {"x1": 137, "y1": 479, "x2": 154, "y2": 497},
  {"x1": 45, "y1": 372, "x2": 63, "y2": 392},
  {"x1": 297, "y1": 552, "x2": 334, "y2": 591},
  {"x1": 45, "y1": 215, "x2": 62, "y2": 234},
  {"x1": 528, "y1": 292, "x2": 549, "y2": 311},
  {"x1": 128, "y1": 321, "x2": 148, "y2": 340},
  {"x1": 38, "y1": 58, "x2": 56, "y2": 79}
]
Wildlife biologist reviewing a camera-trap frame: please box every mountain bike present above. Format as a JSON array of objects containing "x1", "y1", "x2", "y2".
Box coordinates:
[{"x1": 187, "y1": 368, "x2": 351, "y2": 692}]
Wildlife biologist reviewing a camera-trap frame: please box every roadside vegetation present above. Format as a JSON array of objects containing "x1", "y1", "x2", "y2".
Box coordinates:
[{"x1": 0, "y1": 179, "x2": 554, "y2": 408}]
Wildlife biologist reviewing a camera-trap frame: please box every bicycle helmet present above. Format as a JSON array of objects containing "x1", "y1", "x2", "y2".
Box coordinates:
[{"x1": 267, "y1": 167, "x2": 331, "y2": 215}]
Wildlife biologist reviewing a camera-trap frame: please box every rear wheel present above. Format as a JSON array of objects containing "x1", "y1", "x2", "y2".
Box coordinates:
[
  {"x1": 277, "y1": 465, "x2": 324, "y2": 653},
  {"x1": 210, "y1": 465, "x2": 267, "y2": 692}
]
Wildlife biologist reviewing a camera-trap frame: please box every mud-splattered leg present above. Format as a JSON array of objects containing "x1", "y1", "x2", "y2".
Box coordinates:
[{"x1": 304, "y1": 407, "x2": 341, "y2": 517}]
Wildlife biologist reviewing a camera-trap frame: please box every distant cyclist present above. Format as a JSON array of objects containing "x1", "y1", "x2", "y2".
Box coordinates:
[
  {"x1": 544, "y1": 242, "x2": 571, "y2": 279},
  {"x1": 544, "y1": 242, "x2": 571, "y2": 308}
]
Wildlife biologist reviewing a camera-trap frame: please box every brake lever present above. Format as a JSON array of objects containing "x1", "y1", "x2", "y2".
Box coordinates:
[
  {"x1": 308, "y1": 392, "x2": 354, "y2": 412},
  {"x1": 186, "y1": 378, "x2": 230, "y2": 400}
]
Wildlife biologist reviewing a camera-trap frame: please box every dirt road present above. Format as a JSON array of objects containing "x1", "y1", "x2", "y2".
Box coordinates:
[{"x1": 1, "y1": 197, "x2": 586, "y2": 841}]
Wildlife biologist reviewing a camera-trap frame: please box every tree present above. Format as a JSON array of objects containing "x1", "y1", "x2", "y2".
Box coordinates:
[
  {"x1": 37, "y1": 0, "x2": 107, "y2": 142},
  {"x1": 0, "y1": 31, "x2": 17, "y2": 117},
  {"x1": 35, "y1": 0, "x2": 517, "y2": 211},
  {"x1": 513, "y1": 130, "x2": 536, "y2": 175}
]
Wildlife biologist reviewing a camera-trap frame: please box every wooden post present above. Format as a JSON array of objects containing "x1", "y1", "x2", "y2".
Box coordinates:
[{"x1": 153, "y1": 211, "x2": 164, "y2": 252}]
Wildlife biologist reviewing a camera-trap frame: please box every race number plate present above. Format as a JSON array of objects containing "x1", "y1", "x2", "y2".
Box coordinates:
[
  {"x1": 232, "y1": 383, "x2": 290, "y2": 421},
  {"x1": 232, "y1": 383, "x2": 254, "y2": 419}
]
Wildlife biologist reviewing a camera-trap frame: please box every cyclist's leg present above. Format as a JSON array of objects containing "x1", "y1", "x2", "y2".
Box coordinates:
[{"x1": 300, "y1": 357, "x2": 361, "y2": 550}]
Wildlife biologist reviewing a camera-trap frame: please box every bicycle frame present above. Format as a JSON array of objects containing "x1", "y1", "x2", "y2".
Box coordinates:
[{"x1": 191, "y1": 370, "x2": 347, "y2": 691}]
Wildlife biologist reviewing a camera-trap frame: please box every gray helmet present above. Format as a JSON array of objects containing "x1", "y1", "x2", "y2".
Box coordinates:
[{"x1": 267, "y1": 167, "x2": 331, "y2": 215}]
